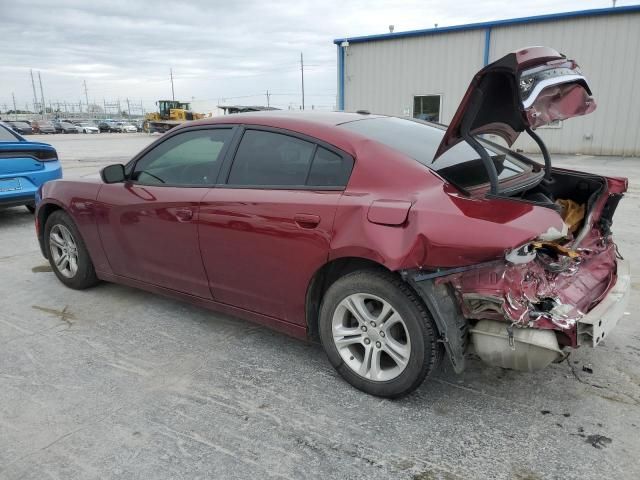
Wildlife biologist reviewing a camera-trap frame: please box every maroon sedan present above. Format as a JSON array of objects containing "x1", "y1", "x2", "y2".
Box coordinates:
[{"x1": 36, "y1": 47, "x2": 629, "y2": 397}]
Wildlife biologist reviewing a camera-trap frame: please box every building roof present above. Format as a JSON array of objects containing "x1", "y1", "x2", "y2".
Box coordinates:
[
  {"x1": 217, "y1": 105, "x2": 280, "y2": 114},
  {"x1": 333, "y1": 4, "x2": 640, "y2": 45}
]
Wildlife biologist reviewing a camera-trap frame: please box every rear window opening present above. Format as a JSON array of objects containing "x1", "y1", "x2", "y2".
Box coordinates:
[{"x1": 340, "y1": 116, "x2": 531, "y2": 190}]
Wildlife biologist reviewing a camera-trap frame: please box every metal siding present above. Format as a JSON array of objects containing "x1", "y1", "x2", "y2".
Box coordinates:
[
  {"x1": 343, "y1": 29, "x2": 485, "y2": 124},
  {"x1": 342, "y1": 11, "x2": 640, "y2": 156}
]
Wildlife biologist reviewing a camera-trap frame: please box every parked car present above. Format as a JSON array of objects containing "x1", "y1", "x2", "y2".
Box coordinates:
[
  {"x1": 54, "y1": 121, "x2": 78, "y2": 134},
  {"x1": 114, "y1": 122, "x2": 137, "y2": 133},
  {"x1": 0, "y1": 122, "x2": 62, "y2": 212},
  {"x1": 35, "y1": 47, "x2": 629, "y2": 397},
  {"x1": 97, "y1": 121, "x2": 119, "y2": 133},
  {"x1": 76, "y1": 122, "x2": 100, "y2": 134},
  {"x1": 31, "y1": 120, "x2": 56, "y2": 134},
  {"x1": 5, "y1": 121, "x2": 34, "y2": 135}
]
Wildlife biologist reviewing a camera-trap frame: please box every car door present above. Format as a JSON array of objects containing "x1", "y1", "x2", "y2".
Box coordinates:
[
  {"x1": 198, "y1": 127, "x2": 354, "y2": 324},
  {"x1": 97, "y1": 126, "x2": 234, "y2": 298}
]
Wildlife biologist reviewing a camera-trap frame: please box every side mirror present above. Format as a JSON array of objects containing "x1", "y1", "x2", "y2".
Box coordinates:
[{"x1": 100, "y1": 164, "x2": 126, "y2": 184}]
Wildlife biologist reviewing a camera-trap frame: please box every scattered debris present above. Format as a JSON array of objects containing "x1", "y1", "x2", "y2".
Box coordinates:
[
  {"x1": 582, "y1": 364, "x2": 594, "y2": 374},
  {"x1": 540, "y1": 410, "x2": 552, "y2": 415},
  {"x1": 31, "y1": 305, "x2": 75, "y2": 326},
  {"x1": 562, "y1": 413, "x2": 571, "y2": 418},
  {"x1": 585, "y1": 434, "x2": 612, "y2": 449}
]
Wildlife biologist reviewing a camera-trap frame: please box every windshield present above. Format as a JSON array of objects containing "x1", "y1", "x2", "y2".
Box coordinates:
[{"x1": 340, "y1": 116, "x2": 530, "y2": 189}]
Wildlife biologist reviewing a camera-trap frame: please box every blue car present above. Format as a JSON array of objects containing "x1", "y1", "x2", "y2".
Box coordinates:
[{"x1": 0, "y1": 121, "x2": 62, "y2": 212}]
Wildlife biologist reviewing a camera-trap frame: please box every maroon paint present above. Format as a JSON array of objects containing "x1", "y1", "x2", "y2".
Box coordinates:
[
  {"x1": 96, "y1": 183, "x2": 212, "y2": 298},
  {"x1": 198, "y1": 188, "x2": 341, "y2": 324},
  {"x1": 36, "y1": 112, "x2": 626, "y2": 343}
]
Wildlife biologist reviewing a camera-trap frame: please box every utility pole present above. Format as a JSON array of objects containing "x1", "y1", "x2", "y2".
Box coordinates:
[
  {"x1": 38, "y1": 72, "x2": 46, "y2": 117},
  {"x1": 83, "y1": 80, "x2": 90, "y2": 114},
  {"x1": 266, "y1": 90, "x2": 271, "y2": 108},
  {"x1": 30, "y1": 70, "x2": 39, "y2": 116},
  {"x1": 12, "y1": 92, "x2": 17, "y2": 120},
  {"x1": 300, "y1": 52, "x2": 305, "y2": 110},
  {"x1": 170, "y1": 68, "x2": 175, "y2": 101},
  {"x1": 126, "y1": 98, "x2": 131, "y2": 117}
]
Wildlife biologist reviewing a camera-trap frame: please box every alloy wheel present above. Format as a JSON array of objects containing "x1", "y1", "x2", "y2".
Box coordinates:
[
  {"x1": 49, "y1": 224, "x2": 79, "y2": 278},
  {"x1": 331, "y1": 293, "x2": 411, "y2": 381}
]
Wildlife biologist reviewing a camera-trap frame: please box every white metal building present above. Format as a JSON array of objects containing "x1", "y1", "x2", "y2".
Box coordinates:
[{"x1": 334, "y1": 5, "x2": 640, "y2": 156}]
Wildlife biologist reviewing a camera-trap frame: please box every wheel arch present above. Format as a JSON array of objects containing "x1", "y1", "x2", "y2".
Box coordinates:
[
  {"x1": 37, "y1": 201, "x2": 65, "y2": 259},
  {"x1": 305, "y1": 256, "x2": 392, "y2": 341}
]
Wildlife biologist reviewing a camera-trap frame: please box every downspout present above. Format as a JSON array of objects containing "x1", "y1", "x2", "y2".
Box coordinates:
[
  {"x1": 337, "y1": 44, "x2": 345, "y2": 111},
  {"x1": 483, "y1": 27, "x2": 491, "y2": 66}
]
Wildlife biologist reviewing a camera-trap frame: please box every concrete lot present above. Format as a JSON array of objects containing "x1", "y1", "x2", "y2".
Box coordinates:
[{"x1": 1, "y1": 133, "x2": 639, "y2": 479}]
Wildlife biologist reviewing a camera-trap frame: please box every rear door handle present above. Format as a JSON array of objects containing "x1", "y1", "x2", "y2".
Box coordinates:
[
  {"x1": 294, "y1": 213, "x2": 321, "y2": 229},
  {"x1": 175, "y1": 208, "x2": 194, "y2": 222}
]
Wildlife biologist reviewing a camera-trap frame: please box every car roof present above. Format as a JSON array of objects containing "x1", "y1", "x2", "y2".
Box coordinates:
[
  {"x1": 175, "y1": 111, "x2": 400, "y2": 157},
  {"x1": 192, "y1": 110, "x2": 387, "y2": 128}
]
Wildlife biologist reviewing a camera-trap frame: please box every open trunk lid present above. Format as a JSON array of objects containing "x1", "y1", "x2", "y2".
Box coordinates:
[{"x1": 434, "y1": 46, "x2": 596, "y2": 160}]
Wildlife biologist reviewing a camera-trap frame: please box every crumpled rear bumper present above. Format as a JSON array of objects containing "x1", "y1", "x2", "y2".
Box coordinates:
[{"x1": 577, "y1": 259, "x2": 630, "y2": 347}]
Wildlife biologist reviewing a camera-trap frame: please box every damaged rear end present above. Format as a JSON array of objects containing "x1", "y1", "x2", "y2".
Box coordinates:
[
  {"x1": 450, "y1": 173, "x2": 628, "y2": 371},
  {"x1": 405, "y1": 47, "x2": 630, "y2": 373}
]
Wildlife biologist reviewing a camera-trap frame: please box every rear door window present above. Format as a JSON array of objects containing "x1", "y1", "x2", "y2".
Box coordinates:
[
  {"x1": 227, "y1": 130, "x2": 315, "y2": 186},
  {"x1": 226, "y1": 130, "x2": 354, "y2": 188}
]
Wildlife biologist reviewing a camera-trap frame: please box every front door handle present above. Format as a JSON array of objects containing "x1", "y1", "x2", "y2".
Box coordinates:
[
  {"x1": 175, "y1": 208, "x2": 194, "y2": 222},
  {"x1": 294, "y1": 213, "x2": 321, "y2": 229}
]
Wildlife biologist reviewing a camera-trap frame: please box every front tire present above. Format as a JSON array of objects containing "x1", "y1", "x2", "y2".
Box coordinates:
[
  {"x1": 319, "y1": 270, "x2": 442, "y2": 398},
  {"x1": 44, "y1": 210, "x2": 99, "y2": 289}
]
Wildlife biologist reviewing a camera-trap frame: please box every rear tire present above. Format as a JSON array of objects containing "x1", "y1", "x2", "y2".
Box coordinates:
[
  {"x1": 44, "y1": 210, "x2": 99, "y2": 289},
  {"x1": 318, "y1": 269, "x2": 442, "y2": 398}
]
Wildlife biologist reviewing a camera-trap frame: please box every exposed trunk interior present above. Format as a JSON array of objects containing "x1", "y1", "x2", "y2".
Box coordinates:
[{"x1": 518, "y1": 169, "x2": 606, "y2": 239}]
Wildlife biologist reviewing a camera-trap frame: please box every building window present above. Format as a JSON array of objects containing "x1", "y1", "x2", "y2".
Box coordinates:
[{"x1": 413, "y1": 95, "x2": 441, "y2": 122}]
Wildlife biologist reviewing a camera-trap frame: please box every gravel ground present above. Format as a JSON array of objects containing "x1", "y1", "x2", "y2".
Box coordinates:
[{"x1": 1, "y1": 133, "x2": 639, "y2": 479}]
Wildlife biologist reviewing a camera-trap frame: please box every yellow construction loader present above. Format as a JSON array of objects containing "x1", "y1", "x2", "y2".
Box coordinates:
[{"x1": 144, "y1": 100, "x2": 208, "y2": 133}]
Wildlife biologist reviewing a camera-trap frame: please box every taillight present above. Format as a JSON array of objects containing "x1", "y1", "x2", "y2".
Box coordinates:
[
  {"x1": 35, "y1": 149, "x2": 58, "y2": 162},
  {"x1": 0, "y1": 149, "x2": 58, "y2": 162}
]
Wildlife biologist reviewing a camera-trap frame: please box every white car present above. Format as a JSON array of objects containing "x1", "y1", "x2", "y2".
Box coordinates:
[
  {"x1": 118, "y1": 124, "x2": 138, "y2": 133},
  {"x1": 76, "y1": 123, "x2": 100, "y2": 134}
]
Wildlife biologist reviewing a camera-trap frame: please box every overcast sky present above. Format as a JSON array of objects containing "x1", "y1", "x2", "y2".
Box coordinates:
[{"x1": 0, "y1": 0, "x2": 633, "y2": 114}]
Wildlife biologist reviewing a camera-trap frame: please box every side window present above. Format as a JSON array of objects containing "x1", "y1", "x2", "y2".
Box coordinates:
[
  {"x1": 227, "y1": 130, "x2": 315, "y2": 186},
  {"x1": 0, "y1": 124, "x2": 18, "y2": 141},
  {"x1": 307, "y1": 147, "x2": 353, "y2": 187},
  {"x1": 131, "y1": 129, "x2": 231, "y2": 185}
]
